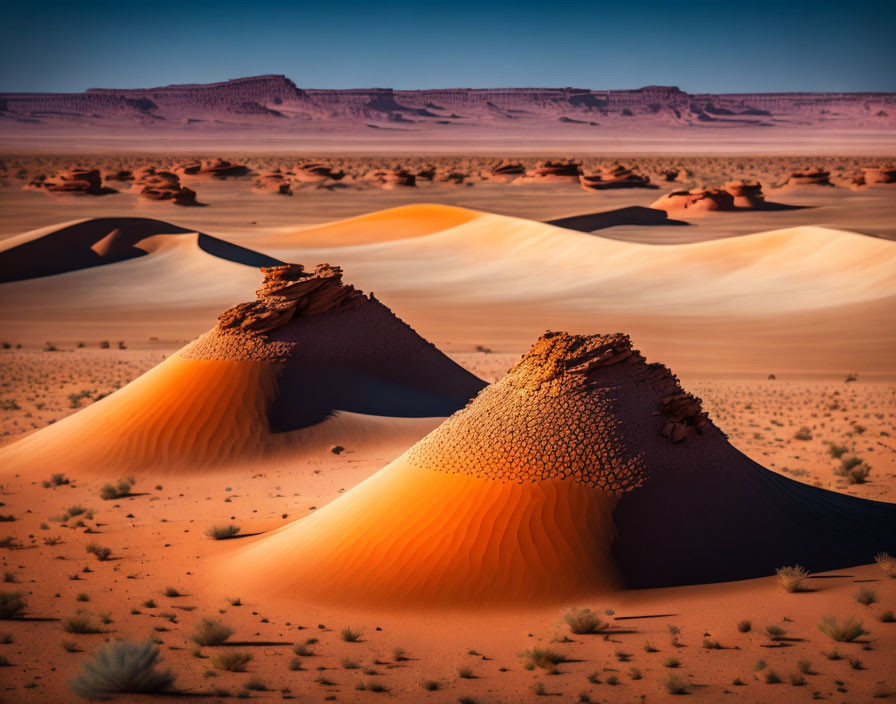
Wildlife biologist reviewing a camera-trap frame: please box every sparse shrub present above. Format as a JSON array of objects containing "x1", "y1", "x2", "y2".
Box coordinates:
[
  {"x1": 205, "y1": 524, "x2": 241, "y2": 540},
  {"x1": 213, "y1": 651, "x2": 252, "y2": 672},
  {"x1": 766, "y1": 625, "x2": 786, "y2": 641},
  {"x1": 663, "y1": 656, "x2": 681, "y2": 668},
  {"x1": 702, "y1": 638, "x2": 721, "y2": 649},
  {"x1": 0, "y1": 592, "x2": 26, "y2": 619},
  {"x1": 85, "y1": 543, "x2": 111, "y2": 561},
  {"x1": 63, "y1": 640, "x2": 80, "y2": 652},
  {"x1": 76, "y1": 593, "x2": 89, "y2": 602},
  {"x1": 828, "y1": 444, "x2": 848, "y2": 459},
  {"x1": 421, "y1": 679, "x2": 441, "y2": 690},
  {"x1": 798, "y1": 660, "x2": 814, "y2": 674},
  {"x1": 663, "y1": 673, "x2": 689, "y2": 695},
  {"x1": 855, "y1": 587, "x2": 877, "y2": 606},
  {"x1": 794, "y1": 427, "x2": 813, "y2": 441},
  {"x1": 562, "y1": 607, "x2": 605, "y2": 634},
  {"x1": 790, "y1": 672, "x2": 807, "y2": 686},
  {"x1": 100, "y1": 478, "x2": 134, "y2": 500},
  {"x1": 875, "y1": 553, "x2": 896, "y2": 578},
  {"x1": 737, "y1": 619, "x2": 752, "y2": 633},
  {"x1": 605, "y1": 674, "x2": 618, "y2": 685},
  {"x1": 163, "y1": 586, "x2": 181, "y2": 598},
  {"x1": 879, "y1": 610, "x2": 895, "y2": 623},
  {"x1": 765, "y1": 670, "x2": 782, "y2": 684},
  {"x1": 341, "y1": 657, "x2": 360, "y2": 669},
  {"x1": 533, "y1": 681, "x2": 547, "y2": 696},
  {"x1": 818, "y1": 615, "x2": 868, "y2": 642},
  {"x1": 392, "y1": 647, "x2": 408, "y2": 661},
  {"x1": 243, "y1": 677, "x2": 266, "y2": 691},
  {"x1": 340, "y1": 626, "x2": 363, "y2": 642},
  {"x1": 777, "y1": 565, "x2": 809, "y2": 592},
  {"x1": 521, "y1": 648, "x2": 565, "y2": 672},
  {"x1": 63, "y1": 611, "x2": 102, "y2": 634},
  {"x1": 849, "y1": 657, "x2": 863, "y2": 670},
  {"x1": 191, "y1": 618, "x2": 234, "y2": 646},
  {"x1": 293, "y1": 640, "x2": 315, "y2": 656},
  {"x1": 629, "y1": 667, "x2": 642, "y2": 680},
  {"x1": 70, "y1": 639, "x2": 175, "y2": 698},
  {"x1": 457, "y1": 665, "x2": 476, "y2": 678}
]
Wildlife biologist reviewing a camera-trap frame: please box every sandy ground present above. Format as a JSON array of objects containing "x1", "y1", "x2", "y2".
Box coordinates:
[{"x1": 1, "y1": 154, "x2": 895, "y2": 702}]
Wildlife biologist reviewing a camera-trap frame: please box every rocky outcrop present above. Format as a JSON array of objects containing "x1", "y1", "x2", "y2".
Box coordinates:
[
  {"x1": 25, "y1": 168, "x2": 116, "y2": 196},
  {"x1": 293, "y1": 162, "x2": 345, "y2": 182},
  {"x1": 580, "y1": 164, "x2": 655, "y2": 190},
  {"x1": 135, "y1": 167, "x2": 198, "y2": 205},
  {"x1": 253, "y1": 169, "x2": 293, "y2": 195},
  {"x1": 722, "y1": 180, "x2": 765, "y2": 207},
  {"x1": 491, "y1": 160, "x2": 526, "y2": 176},
  {"x1": 785, "y1": 168, "x2": 833, "y2": 186},
  {"x1": 523, "y1": 158, "x2": 582, "y2": 181},
  {"x1": 651, "y1": 187, "x2": 736, "y2": 213},
  {"x1": 362, "y1": 167, "x2": 416, "y2": 188},
  {"x1": 854, "y1": 166, "x2": 896, "y2": 186},
  {"x1": 216, "y1": 264, "x2": 366, "y2": 334}
]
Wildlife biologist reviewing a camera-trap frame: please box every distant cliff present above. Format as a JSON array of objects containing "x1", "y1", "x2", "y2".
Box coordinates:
[{"x1": 2, "y1": 75, "x2": 893, "y2": 150}]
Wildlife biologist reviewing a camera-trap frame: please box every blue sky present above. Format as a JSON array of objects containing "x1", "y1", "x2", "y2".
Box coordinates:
[{"x1": 2, "y1": 0, "x2": 894, "y2": 92}]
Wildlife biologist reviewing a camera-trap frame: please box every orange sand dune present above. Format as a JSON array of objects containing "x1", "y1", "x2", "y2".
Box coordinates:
[
  {"x1": 248, "y1": 203, "x2": 482, "y2": 248},
  {"x1": 225, "y1": 333, "x2": 896, "y2": 609},
  {"x1": 0, "y1": 264, "x2": 484, "y2": 475}
]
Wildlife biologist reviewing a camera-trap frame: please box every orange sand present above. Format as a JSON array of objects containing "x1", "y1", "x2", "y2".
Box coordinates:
[{"x1": 225, "y1": 457, "x2": 621, "y2": 608}]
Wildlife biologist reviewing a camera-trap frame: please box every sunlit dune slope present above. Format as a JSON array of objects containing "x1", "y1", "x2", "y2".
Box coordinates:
[
  {"x1": 249, "y1": 203, "x2": 483, "y2": 248},
  {"x1": 0, "y1": 264, "x2": 485, "y2": 475},
  {"x1": 226, "y1": 333, "x2": 896, "y2": 609}
]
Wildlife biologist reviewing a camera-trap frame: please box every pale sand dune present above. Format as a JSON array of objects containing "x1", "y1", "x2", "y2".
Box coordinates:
[{"x1": 1, "y1": 205, "x2": 894, "y2": 374}]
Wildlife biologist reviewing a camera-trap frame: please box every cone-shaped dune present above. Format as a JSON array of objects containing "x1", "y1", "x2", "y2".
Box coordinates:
[
  {"x1": 225, "y1": 332, "x2": 896, "y2": 609},
  {"x1": 0, "y1": 264, "x2": 485, "y2": 475}
]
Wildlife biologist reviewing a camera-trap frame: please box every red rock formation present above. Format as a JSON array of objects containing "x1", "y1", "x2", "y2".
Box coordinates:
[
  {"x1": 362, "y1": 167, "x2": 416, "y2": 188},
  {"x1": 723, "y1": 180, "x2": 765, "y2": 207},
  {"x1": 785, "y1": 168, "x2": 833, "y2": 186},
  {"x1": 25, "y1": 168, "x2": 116, "y2": 196},
  {"x1": 293, "y1": 162, "x2": 344, "y2": 182},
  {"x1": 491, "y1": 160, "x2": 526, "y2": 176},
  {"x1": 216, "y1": 264, "x2": 366, "y2": 335},
  {"x1": 524, "y1": 158, "x2": 582, "y2": 181},
  {"x1": 651, "y1": 187, "x2": 736, "y2": 213},
  {"x1": 135, "y1": 168, "x2": 198, "y2": 205},
  {"x1": 253, "y1": 170, "x2": 293, "y2": 195},
  {"x1": 854, "y1": 166, "x2": 896, "y2": 186},
  {"x1": 580, "y1": 164, "x2": 654, "y2": 190}
]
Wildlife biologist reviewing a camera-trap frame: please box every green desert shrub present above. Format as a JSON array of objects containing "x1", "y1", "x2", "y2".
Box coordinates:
[{"x1": 70, "y1": 640, "x2": 176, "y2": 699}]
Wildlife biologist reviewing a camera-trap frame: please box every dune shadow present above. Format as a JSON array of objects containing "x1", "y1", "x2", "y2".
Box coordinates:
[
  {"x1": 268, "y1": 360, "x2": 477, "y2": 433},
  {"x1": 547, "y1": 206, "x2": 689, "y2": 233},
  {"x1": 0, "y1": 218, "x2": 281, "y2": 283}
]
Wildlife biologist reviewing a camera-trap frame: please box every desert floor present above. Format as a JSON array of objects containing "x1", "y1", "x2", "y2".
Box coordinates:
[{"x1": 1, "y1": 154, "x2": 895, "y2": 702}]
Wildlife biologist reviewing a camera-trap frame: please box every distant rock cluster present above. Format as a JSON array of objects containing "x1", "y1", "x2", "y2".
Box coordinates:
[{"x1": 25, "y1": 168, "x2": 116, "y2": 196}]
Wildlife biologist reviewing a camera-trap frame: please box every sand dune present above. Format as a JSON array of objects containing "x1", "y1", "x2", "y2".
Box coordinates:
[
  {"x1": 0, "y1": 263, "x2": 484, "y2": 474},
  {"x1": 1, "y1": 205, "x2": 894, "y2": 373},
  {"x1": 225, "y1": 333, "x2": 896, "y2": 608}
]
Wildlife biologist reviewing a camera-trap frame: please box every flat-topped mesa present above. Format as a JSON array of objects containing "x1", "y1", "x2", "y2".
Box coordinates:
[
  {"x1": 855, "y1": 166, "x2": 896, "y2": 186},
  {"x1": 406, "y1": 331, "x2": 711, "y2": 493},
  {"x1": 216, "y1": 264, "x2": 366, "y2": 334}
]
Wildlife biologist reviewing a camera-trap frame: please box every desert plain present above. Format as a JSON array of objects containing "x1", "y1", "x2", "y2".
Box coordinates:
[{"x1": 0, "y1": 150, "x2": 895, "y2": 704}]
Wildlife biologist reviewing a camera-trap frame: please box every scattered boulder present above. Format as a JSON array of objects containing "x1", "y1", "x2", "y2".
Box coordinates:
[
  {"x1": 253, "y1": 170, "x2": 293, "y2": 195},
  {"x1": 523, "y1": 158, "x2": 582, "y2": 181},
  {"x1": 650, "y1": 187, "x2": 736, "y2": 213},
  {"x1": 723, "y1": 180, "x2": 765, "y2": 208},
  {"x1": 135, "y1": 168, "x2": 198, "y2": 205},
  {"x1": 853, "y1": 166, "x2": 896, "y2": 186},
  {"x1": 362, "y1": 167, "x2": 416, "y2": 188}
]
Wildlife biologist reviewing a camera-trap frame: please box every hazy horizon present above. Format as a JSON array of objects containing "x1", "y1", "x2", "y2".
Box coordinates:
[{"x1": 2, "y1": 0, "x2": 895, "y2": 94}]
